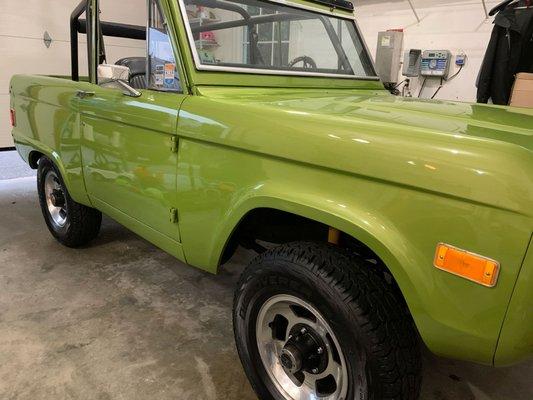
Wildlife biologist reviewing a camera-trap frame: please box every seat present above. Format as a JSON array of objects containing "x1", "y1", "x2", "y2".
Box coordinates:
[{"x1": 115, "y1": 57, "x2": 147, "y2": 89}]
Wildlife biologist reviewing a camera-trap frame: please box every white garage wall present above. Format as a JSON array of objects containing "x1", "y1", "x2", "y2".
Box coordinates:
[
  {"x1": 0, "y1": 0, "x2": 146, "y2": 148},
  {"x1": 356, "y1": 0, "x2": 501, "y2": 102}
]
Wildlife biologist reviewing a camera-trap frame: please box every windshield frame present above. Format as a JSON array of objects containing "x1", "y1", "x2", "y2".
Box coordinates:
[{"x1": 177, "y1": 0, "x2": 379, "y2": 80}]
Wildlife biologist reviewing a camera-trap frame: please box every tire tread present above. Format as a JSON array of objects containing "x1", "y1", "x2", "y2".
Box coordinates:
[
  {"x1": 37, "y1": 157, "x2": 102, "y2": 247},
  {"x1": 234, "y1": 241, "x2": 422, "y2": 400}
]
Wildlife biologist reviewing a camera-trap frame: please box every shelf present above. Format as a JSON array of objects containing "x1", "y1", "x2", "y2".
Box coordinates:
[
  {"x1": 188, "y1": 17, "x2": 220, "y2": 26},
  {"x1": 195, "y1": 40, "x2": 220, "y2": 48}
]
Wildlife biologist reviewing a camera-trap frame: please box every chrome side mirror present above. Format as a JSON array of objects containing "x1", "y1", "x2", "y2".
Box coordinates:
[
  {"x1": 97, "y1": 64, "x2": 142, "y2": 98},
  {"x1": 114, "y1": 80, "x2": 142, "y2": 98}
]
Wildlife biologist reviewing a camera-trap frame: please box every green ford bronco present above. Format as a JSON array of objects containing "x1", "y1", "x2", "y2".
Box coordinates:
[{"x1": 9, "y1": 0, "x2": 533, "y2": 398}]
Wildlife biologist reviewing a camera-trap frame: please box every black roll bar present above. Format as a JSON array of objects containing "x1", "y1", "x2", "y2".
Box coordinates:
[
  {"x1": 78, "y1": 20, "x2": 146, "y2": 40},
  {"x1": 70, "y1": 0, "x2": 357, "y2": 79},
  {"x1": 188, "y1": 0, "x2": 353, "y2": 72},
  {"x1": 186, "y1": 0, "x2": 264, "y2": 64},
  {"x1": 190, "y1": 13, "x2": 313, "y2": 34},
  {"x1": 70, "y1": 0, "x2": 87, "y2": 81},
  {"x1": 70, "y1": 0, "x2": 146, "y2": 81},
  {"x1": 318, "y1": 15, "x2": 353, "y2": 74}
]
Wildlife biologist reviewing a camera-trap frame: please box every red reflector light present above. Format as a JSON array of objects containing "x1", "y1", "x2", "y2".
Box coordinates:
[{"x1": 9, "y1": 108, "x2": 16, "y2": 127}]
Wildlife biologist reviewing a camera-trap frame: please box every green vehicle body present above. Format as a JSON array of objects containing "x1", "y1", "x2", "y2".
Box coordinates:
[{"x1": 9, "y1": 0, "x2": 533, "y2": 368}]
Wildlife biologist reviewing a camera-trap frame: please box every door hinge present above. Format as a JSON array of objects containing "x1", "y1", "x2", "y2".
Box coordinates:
[
  {"x1": 169, "y1": 208, "x2": 179, "y2": 223},
  {"x1": 171, "y1": 136, "x2": 178, "y2": 153}
]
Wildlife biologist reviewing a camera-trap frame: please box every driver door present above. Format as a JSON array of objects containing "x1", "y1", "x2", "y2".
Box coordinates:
[{"x1": 79, "y1": 0, "x2": 187, "y2": 251}]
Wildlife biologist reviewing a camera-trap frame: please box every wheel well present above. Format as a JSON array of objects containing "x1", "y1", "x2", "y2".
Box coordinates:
[
  {"x1": 221, "y1": 207, "x2": 410, "y2": 309},
  {"x1": 28, "y1": 151, "x2": 44, "y2": 169},
  {"x1": 221, "y1": 207, "x2": 383, "y2": 260}
]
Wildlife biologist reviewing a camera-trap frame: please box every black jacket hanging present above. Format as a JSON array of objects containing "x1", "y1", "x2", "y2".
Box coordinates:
[
  {"x1": 518, "y1": 11, "x2": 533, "y2": 71},
  {"x1": 477, "y1": 7, "x2": 533, "y2": 105}
]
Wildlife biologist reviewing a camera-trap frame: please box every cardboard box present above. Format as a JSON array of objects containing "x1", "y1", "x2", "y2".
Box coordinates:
[{"x1": 510, "y1": 73, "x2": 533, "y2": 108}]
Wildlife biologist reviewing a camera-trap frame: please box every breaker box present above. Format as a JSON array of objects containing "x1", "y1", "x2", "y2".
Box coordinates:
[{"x1": 375, "y1": 30, "x2": 404, "y2": 84}]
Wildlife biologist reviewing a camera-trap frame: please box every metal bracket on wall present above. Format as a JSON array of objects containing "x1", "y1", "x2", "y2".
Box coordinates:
[
  {"x1": 43, "y1": 31, "x2": 52, "y2": 48},
  {"x1": 481, "y1": 0, "x2": 489, "y2": 18},
  {"x1": 406, "y1": 0, "x2": 421, "y2": 23}
]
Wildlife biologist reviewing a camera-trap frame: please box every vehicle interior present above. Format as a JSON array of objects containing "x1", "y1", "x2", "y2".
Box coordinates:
[
  {"x1": 182, "y1": 0, "x2": 376, "y2": 76},
  {"x1": 115, "y1": 57, "x2": 149, "y2": 89},
  {"x1": 70, "y1": 0, "x2": 181, "y2": 91}
]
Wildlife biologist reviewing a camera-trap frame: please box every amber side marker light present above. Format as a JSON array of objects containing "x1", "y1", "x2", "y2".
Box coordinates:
[{"x1": 434, "y1": 243, "x2": 500, "y2": 287}]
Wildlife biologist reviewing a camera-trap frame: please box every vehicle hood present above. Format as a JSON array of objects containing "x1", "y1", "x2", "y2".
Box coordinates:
[
  {"x1": 182, "y1": 88, "x2": 533, "y2": 216},
  {"x1": 197, "y1": 87, "x2": 533, "y2": 150}
]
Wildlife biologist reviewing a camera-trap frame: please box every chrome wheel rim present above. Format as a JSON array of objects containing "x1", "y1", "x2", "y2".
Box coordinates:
[
  {"x1": 44, "y1": 170, "x2": 68, "y2": 227},
  {"x1": 256, "y1": 294, "x2": 350, "y2": 400}
]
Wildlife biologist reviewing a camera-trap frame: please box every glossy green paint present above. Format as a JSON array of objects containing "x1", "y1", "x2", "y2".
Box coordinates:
[
  {"x1": 175, "y1": 87, "x2": 533, "y2": 365},
  {"x1": 10, "y1": 75, "x2": 91, "y2": 205},
  {"x1": 77, "y1": 80, "x2": 186, "y2": 243},
  {"x1": 495, "y1": 235, "x2": 533, "y2": 366},
  {"x1": 9, "y1": 0, "x2": 533, "y2": 367},
  {"x1": 10, "y1": 75, "x2": 186, "y2": 261}
]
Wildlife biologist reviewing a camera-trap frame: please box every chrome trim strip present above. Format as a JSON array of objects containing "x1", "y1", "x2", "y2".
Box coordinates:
[{"x1": 177, "y1": 0, "x2": 380, "y2": 81}]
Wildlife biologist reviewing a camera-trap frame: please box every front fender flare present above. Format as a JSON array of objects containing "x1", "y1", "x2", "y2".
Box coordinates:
[{"x1": 210, "y1": 192, "x2": 424, "y2": 320}]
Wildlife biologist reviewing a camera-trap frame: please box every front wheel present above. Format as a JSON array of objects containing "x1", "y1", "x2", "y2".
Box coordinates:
[
  {"x1": 37, "y1": 156, "x2": 102, "y2": 247},
  {"x1": 233, "y1": 242, "x2": 421, "y2": 400}
]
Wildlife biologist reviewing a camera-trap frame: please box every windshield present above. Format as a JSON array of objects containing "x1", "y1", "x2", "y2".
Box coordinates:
[{"x1": 180, "y1": 0, "x2": 377, "y2": 78}]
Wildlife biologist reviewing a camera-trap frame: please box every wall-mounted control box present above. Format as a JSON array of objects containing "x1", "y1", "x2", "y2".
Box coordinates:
[
  {"x1": 420, "y1": 50, "x2": 451, "y2": 78},
  {"x1": 375, "y1": 30, "x2": 404, "y2": 84}
]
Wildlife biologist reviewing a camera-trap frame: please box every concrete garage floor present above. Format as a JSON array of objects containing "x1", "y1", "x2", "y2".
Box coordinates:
[{"x1": 0, "y1": 150, "x2": 532, "y2": 400}]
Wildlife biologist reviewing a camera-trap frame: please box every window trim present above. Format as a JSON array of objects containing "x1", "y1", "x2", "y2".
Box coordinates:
[
  {"x1": 178, "y1": 0, "x2": 379, "y2": 80},
  {"x1": 146, "y1": 0, "x2": 185, "y2": 93},
  {"x1": 84, "y1": 0, "x2": 186, "y2": 91},
  {"x1": 88, "y1": 0, "x2": 100, "y2": 84}
]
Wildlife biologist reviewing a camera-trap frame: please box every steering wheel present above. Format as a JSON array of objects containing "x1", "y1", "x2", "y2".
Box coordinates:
[{"x1": 288, "y1": 56, "x2": 318, "y2": 70}]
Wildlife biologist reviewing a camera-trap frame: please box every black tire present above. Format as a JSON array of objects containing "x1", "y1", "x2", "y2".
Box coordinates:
[
  {"x1": 37, "y1": 156, "x2": 102, "y2": 247},
  {"x1": 233, "y1": 242, "x2": 421, "y2": 400}
]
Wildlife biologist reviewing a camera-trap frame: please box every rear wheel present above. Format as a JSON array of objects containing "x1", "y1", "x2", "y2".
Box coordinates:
[
  {"x1": 37, "y1": 156, "x2": 102, "y2": 247},
  {"x1": 233, "y1": 242, "x2": 421, "y2": 400}
]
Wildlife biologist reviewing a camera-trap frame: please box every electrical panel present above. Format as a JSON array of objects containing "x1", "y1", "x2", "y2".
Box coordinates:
[
  {"x1": 420, "y1": 50, "x2": 451, "y2": 78},
  {"x1": 402, "y1": 49, "x2": 422, "y2": 77},
  {"x1": 375, "y1": 30, "x2": 404, "y2": 84}
]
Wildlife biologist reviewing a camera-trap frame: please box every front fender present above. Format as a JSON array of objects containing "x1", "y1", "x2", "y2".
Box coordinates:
[
  {"x1": 201, "y1": 183, "x2": 433, "y2": 347},
  {"x1": 211, "y1": 191, "x2": 418, "y2": 308},
  {"x1": 176, "y1": 138, "x2": 531, "y2": 365}
]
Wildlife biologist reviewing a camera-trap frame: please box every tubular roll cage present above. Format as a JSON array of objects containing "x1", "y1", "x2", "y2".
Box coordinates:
[
  {"x1": 69, "y1": 0, "x2": 365, "y2": 81},
  {"x1": 70, "y1": 0, "x2": 146, "y2": 81},
  {"x1": 185, "y1": 0, "x2": 357, "y2": 73}
]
